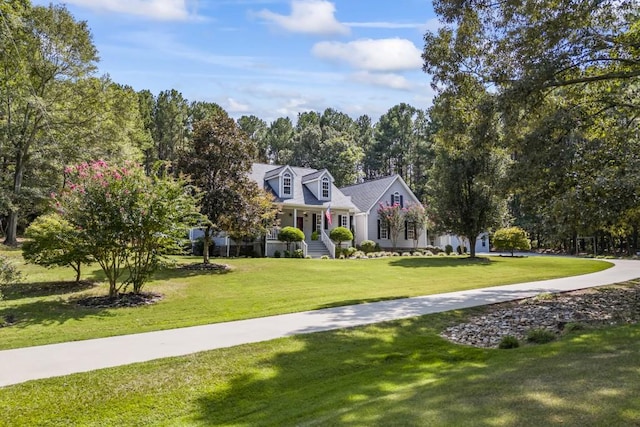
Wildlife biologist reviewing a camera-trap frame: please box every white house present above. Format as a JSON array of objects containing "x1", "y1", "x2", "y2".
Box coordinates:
[{"x1": 191, "y1": 163, "x2": 489, "y2": 257}]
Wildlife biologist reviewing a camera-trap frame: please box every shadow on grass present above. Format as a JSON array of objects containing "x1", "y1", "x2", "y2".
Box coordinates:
[
  {"x1": 192, "y1": 314, "x2": 640, "y2": 426},
  {"x1": 1, "y1": 281, "x2": 97, "y2": 301},
  {"x1": 389, "y1": 257, "x2": 493, "y2": 268},
  {"x1": 0, "y1": 298, "x2": 115, "y2": 329}
]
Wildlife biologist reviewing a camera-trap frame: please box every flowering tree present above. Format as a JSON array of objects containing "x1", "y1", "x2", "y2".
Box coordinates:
[
  {"x1": 53, "y1": 160, "x2": 201, "y2": 297},
  {"x1": 377, "y1": 202, "x2": 405, "y2": 251},
  {"x1": 404, "y1": 203, "x2": 428, "y2": 249}
]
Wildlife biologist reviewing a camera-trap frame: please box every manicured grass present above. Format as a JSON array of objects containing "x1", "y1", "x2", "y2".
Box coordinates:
[
  {"x1": 1, "y1": 309, "x2": 638, "y2": 426},
  {"x1": 0, "y1": 246, "x2": 611, "y2": 350}
]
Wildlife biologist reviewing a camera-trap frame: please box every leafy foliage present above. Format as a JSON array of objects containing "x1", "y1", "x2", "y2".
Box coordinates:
[
  {"x1": 377, "y1": 202, "x2": 405, "y2": 251},
  {"x1": 0, "y1": 255, "x2": 22, "y2": 300},
  {"x1": 493, "y1": 227, "x2": 531, "y2": 256},
  {"x1": 22, "y1": 213, "x2": 90, "y2": 283},
  {"x1": 277, "y1": 226, "x2": 305, "y2": 252},
  {"x1": 329, "y1": 227, "x2": 353, "y2": 248},
  {"x1": 55, "y1": 161, "x2": 201, "y2": 297},
  {"x1": 177, "y1": 111, "x2": 257, "y2": 263}
]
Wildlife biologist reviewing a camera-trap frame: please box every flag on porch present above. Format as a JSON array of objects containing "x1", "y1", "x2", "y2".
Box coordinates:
[{"x1": 325, "y1": 204, "x2": 332, "y2": 226}]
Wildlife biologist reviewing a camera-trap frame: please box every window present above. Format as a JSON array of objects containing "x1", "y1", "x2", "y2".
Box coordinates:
[
  {"x1": 340, "y1": 215, "x2": 348, "y2": 227},
  {"x1": 283, "y1": 173, "x2": 292, "y2": 196},
  {"x1": 321, "y1": 177, "x2": 330, "y2": 199},
  {"x1": 393, "y1": 192, "x2": 401, "y2": 206},
  {"x1": 380, "y1": 221, "x2": 388, "y2": 239},
  {"x1": 407, "y1": 223, "x2": 415, "y2": 240}
]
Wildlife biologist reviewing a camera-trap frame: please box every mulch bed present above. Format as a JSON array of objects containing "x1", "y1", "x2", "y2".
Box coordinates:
[
  {"x1": 75, "y1": 292, "x2": 164, "y2": 308},
  {"x1": 179, "y1": 262, "x2": 232, "y2": 273}
]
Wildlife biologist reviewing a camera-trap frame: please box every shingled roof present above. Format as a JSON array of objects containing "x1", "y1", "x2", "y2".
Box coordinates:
[
  {"x1": 340, "y1": 175, "x2": 400, "y2": 214},
  {"x1": 249, "y1": 163, "x2": 357, "y2": 210}
]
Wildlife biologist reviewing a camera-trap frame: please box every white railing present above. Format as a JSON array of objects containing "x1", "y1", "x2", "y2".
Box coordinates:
[
  {"x1": 266, "y1": 227, "x2": 280, "y2": 240},
  {"x1": 321, "y1": 230, "x2": 336, "y2": 259},
  {"x1": 299, "y1": 240, "x2": 308, "y2": 258}
]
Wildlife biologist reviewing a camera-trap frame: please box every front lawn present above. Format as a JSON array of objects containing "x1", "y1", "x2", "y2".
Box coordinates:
[
  {"x1": 0, "y1": 247, "x2": 611, "y2": 350},
  {"x1": 1, "y1": 308, "x2": 638, "y2": 426}
]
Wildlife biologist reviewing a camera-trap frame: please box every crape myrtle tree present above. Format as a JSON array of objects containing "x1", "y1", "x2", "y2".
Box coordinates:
[
  {"x1": 178, "y1": 111, "x2": 258, "y2": 264},
  {"x1": 53, "y1": 160, "x2": 201, "y2": 297},
  {"x1": 404, "y1": 203, "x2": 428, "y2": 249},
  {"x1": 377, "y1": 202, "x2": 405, "y2": 251}
]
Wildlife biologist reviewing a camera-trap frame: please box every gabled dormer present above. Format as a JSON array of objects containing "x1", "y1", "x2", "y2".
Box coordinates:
[
  {"x1": 302, "y1": 169, "x2": 334, "y2": 201},
  {"x1": 265, "y1": 165, "x2": 296, "y2": 199}
]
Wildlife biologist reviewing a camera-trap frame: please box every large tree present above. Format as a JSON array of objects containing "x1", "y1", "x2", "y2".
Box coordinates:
[
  {"x1": 1, "y1": 3, "x2": 99, "y2": 245},
  {"x1": 426, "y1": 81, "x2": 508, "y2": 257},
  {"x1": 178, "y1": 111, "x2": 258, "y2": 263}
]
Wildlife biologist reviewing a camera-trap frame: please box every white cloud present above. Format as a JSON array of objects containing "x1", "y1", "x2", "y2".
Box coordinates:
[
  {"x1": 226, "y1": 98, "x2": 251, "y2": 113},
  {"x1": 350, "y1": 71, "x2": 414, "y2": 90},
  {"x1": 312, "y1": 38, "x2": 423, "y2": 72},
  {"x1": 345, "y1": 22, "x2": 424, "y2": 29},
  {"x1": 256, "y1": 0, "x2": 349, "y2": 36},
  {"x1": 63, "y1": 0, "x2": 198, "y2": 21}
]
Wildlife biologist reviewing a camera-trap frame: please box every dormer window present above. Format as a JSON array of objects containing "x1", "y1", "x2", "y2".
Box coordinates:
[
  {"x1": 322, "y1": 177, "x2": 330, "y2": 199},
  {"x1": 283, "y1": 173, "x2": 292, "y2": 196}
]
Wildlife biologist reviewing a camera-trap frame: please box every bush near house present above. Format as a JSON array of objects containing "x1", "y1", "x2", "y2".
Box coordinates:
[
  {"x1": 360, "y1": 240, "x2": 376, "y2": 254},
  {"x1": 330, "y1": 226, "x2": 353, "y2": 250},
  {"x1": 277, "y1": 227, "x2": 304, "y2": 253}
]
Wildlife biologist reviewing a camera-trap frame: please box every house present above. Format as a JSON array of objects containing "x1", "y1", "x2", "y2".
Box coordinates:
[
  {"x1": 250, "y1": 163, "x2": 359, "y2": 258},
  {"x1": 340, "y1": 175, "x2": 429, "y2": 250},
  {"x1": 191, "y1": 163, "x2": 488, "y2": 257}
]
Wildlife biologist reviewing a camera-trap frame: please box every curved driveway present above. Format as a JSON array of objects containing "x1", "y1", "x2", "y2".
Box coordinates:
[{"x1": 1, "y1": 258, "x2": 638, "y2": 387}]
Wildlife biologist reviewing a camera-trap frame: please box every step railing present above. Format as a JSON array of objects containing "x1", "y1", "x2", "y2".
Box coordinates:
[{"x1": 321, "y1": 230, "x2": 336, "y2": 259}]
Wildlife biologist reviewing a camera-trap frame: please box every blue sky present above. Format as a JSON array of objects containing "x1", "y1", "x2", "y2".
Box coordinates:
[{"x1": 33, "y1": 0, "x2": 440, "y2": 122}]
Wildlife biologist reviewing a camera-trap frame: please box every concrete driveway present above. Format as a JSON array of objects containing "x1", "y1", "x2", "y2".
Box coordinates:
[{"x1": 0, "y1": 258, "x2": 638, "y2": 387}]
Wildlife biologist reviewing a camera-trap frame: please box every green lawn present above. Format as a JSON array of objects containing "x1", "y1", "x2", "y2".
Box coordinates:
[
  {"x1": 1, "y1": 308, "x2": 638, "y2": 426},
  {"x1": 0, "y1": 247, "x2": 611, "y2": 350}
]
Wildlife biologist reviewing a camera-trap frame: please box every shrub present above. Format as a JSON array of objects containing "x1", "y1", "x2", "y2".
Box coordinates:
[
  {"x1": 424, "y1": 250, "x2": 434, "y2": 256},
  {"x1": 438, "y1": 252, "x2": 446, "y2": 257},
  {"x1": 445, "y1": 244, "x2": 453, "y2": 255},
  {"x1": 311, "y1": 231, "x2": 319, "y2": 240},
  {"x1": 292, "y1": 249, "x2": 304, "y2": 258},
  {"x1": 493, "y1": 226, "x2": 531, "y2": 256},
  {"x1": 360, "y1": 240, "x2": 376, "y2": 254},
  {"x1": 402, "y1": 252, "x2": 412, "y2": 257},
  {"x1": 375, "y1": 242, "x2": 381, "y2": 252},
  {"x1": 278, "y1": 226, "x2": 305, "y2": 252},
  {"x1": 412, "y1": 251, "x2": 422, "y2": 256},
  {"x1": 0, "y1": 255, "x2": 23, "y2": 300},
  {"x1": 274, "y1": 250, "x2": 281, "y2": 258},
  {"x1": 283, "y1": 250, "x2": 291, "y2": 258},
  {"x1": 329, "y1": 227, "x2": 353, "y2": 248},
  {"x1": 526, "y1": 328, "x2": 556, "y2": 344},
  {"x1": 563, "y1": 322, "x2": 586, "y2": 333},
  {"x1": 344, "y1": 247, "x2": 357, "y2": 257},
  {"x1": 498, "y1": 336, "x2": 520, "y2": 349},
  {"x1": 456, "y1": 245, "x2": 467, "y2": 255},
  {"x1": 305, "y1": 255, "x2": 312, "y2": 259},
  {"x1": 320, "y1": 255, "x2": 329, "y2": 259}
]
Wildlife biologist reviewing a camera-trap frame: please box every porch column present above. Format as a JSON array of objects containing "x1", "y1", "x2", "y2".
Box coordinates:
[{"x1": 293, "y1": 208, "x2": 297, "y2": 227}]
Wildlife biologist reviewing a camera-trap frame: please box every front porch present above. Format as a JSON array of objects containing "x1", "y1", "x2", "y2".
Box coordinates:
[{"x1": 265, "y1": 206, "x2": 356, "y2": 258}]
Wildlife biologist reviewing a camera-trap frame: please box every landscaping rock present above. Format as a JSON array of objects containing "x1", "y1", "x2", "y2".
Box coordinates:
[{"x1": 441, "y1": 281, "x2": 640, "y2": 348}]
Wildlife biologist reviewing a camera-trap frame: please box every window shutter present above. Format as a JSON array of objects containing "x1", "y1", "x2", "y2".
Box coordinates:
[
  {"x1": 312, "y1": 214, "x2": 317, "y2": 232},
  {"x1": 400, "y1": 195, "x2": 404, "y2": 208},
  {"x1": 377, "y1": 220, "x2": 381, "y2": 239},
  {"x1": 391, "y1": 194, "x2": 394, "y2": 205},
  {"x1": 324, "y1": 214, "x2": 328, "y2": 230},
  {"x1": 338, "y1": 215, "x2": 342, "y2": 227},
  {"x1": 404, "y1": 221, "x2": 408, "y2": 240}
]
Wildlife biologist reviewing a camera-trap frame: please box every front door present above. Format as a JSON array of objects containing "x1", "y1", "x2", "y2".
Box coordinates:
[{"x1": 296, "y1": 216, "x2": 304, "y2": 232}]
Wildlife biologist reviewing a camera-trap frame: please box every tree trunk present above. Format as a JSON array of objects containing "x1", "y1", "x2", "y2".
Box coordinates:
[
  {"x1": 3, "y1": 211, "x2": 18, "y2": 246},
  {"x1": 74, "y1": 261, "x2": 82, "y2": 283},
  {"x1": 203, "y1": 226, "x2": 211, "y2": 264},
  {"x1": 469, "y1": 236, "x2": 477, "y2": 257}
]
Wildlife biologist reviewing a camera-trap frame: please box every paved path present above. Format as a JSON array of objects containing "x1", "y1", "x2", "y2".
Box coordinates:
[{"x1": 1, "y1": 259, "x2": 638, "y2": 387}]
